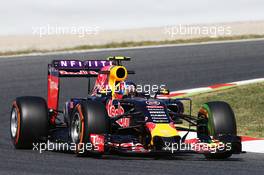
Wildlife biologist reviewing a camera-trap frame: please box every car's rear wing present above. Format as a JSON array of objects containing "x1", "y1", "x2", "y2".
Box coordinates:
[
  {"x1": 49, "y1": 56, "x2": 132, "y2": 77},
  {"x1": 47, "y1": 56, "x2": 133, "y2": 115},
  {"x1": 49, "y1": 60, "x2": 114, "y2": 77}
]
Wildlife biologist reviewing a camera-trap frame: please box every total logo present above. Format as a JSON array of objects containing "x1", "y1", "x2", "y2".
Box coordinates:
[
  {"x1": 146, "y1": 100, "x2": 160, "y2": 106},
  {"x1": 90, "y1": 134, "x2": 105, "y2": 152}
]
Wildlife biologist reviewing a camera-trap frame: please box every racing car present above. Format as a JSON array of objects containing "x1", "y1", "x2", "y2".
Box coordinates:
[{"x1": 10, "y1": 56, "x2": 242, "y2": 159}]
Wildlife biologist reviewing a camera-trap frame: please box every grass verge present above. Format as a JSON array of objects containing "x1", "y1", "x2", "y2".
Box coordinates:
[
  {"x1": 184, "y1": 82, "x2": 264, "y2": 138},
  {"x1": 1, "y1": 34, "x2": 264, "y2": 56}
]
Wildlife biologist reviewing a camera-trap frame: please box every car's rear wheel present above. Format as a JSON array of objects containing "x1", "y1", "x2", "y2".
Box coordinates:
[
  {"x1": 10, "y1": 96, "x2": 49, "y2": 149},
  {"x1": 198, "y1": 101, "x2": 237, "y2": 159},
  {"x1": 70, "y1": 100, "x2": 110, "y2": 156}
]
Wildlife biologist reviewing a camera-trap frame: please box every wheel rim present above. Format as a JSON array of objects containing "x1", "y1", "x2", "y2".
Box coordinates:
[
  {"x1": 71, "y1": 113, "x2": 81, "y2": 144},
  {"x1": 11, "y1": 108, "x2": 18, "y2": 138}
]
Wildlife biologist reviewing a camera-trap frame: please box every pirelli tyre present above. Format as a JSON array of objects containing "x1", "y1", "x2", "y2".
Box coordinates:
[
  {"x1": 70, "y1": 100, "x2": 110, "y2": 156},
  {"x1": 198, "y1": 101, "x2": 237, "y2": 159},
  {"x1": 10, "y1": 96, "x2": 49, "y2": 149}
]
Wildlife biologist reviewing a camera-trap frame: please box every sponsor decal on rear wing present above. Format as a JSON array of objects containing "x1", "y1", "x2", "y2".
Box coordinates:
[
  {"x1": 50, "y1": 60, "x2": 113, "y2": 77},
  {"x1": 53, "y1": 60, "x2": 113, "y2": 70}
]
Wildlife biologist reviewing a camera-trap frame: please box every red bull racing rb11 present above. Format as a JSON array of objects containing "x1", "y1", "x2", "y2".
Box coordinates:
[{"x1": 10, "y1": 56, "x2": 242, "y2": 159}]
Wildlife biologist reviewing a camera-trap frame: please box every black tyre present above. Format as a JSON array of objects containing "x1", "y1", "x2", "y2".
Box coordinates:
[
  {"x1": 70, "y1": 100, "x2": 110, "y2": 156},
  {"x1": 10, "y1": 96, "x2": 49, "y2": 149},
  {"x1": 198, "y1": 101, "x2": 237, "y2": 159}
]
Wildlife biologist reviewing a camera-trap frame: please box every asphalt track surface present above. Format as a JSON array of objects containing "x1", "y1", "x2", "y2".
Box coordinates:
[{"x1": 1, "y1": 40, "x2": 264, "y2": 175}]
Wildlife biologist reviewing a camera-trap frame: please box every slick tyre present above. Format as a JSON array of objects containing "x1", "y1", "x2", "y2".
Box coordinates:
[
  {"x1": 10, "y1": 96, "x2": 49, "y2": 149},
  {"x1": 198, "y1": 101, "x2": 237, "y2": 159},
  {"x1": 70, "y1": 100, "x2": 110, "y2": 156}
]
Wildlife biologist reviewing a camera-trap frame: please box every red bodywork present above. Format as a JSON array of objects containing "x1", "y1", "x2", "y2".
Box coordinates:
[
  {"x1": 47, "y1": 65, "x2": 60, "y2": 125},
  {"x1": 47, "y1": 60, "x2": 113, "y2": 125}
]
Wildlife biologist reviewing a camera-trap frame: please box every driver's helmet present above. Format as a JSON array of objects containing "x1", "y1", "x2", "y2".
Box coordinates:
[{"x1": 114, "y1": 81, "x2": 137, "y2": 98}]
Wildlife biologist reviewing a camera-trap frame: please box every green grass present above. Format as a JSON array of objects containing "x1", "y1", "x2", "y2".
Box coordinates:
[
  {"x1": 183, "y1": 82, "x2": 264, "y2": 138},
  {"x1": 1, "y1": 34, "x2": 264, "y2": 56}
]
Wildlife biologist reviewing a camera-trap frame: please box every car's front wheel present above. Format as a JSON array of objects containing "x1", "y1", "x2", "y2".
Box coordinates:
[
  {"x1": 70, "y1": 100, "x2": 110, "y2": 156},
  {"x1": 198, "y1": 101, "x2": 237, "y2": 159}
]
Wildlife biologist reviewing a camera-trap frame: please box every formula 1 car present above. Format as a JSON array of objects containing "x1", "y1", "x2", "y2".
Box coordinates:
[{"x1": 10, "y1": 56, "x2": 242, "y2": 159}]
